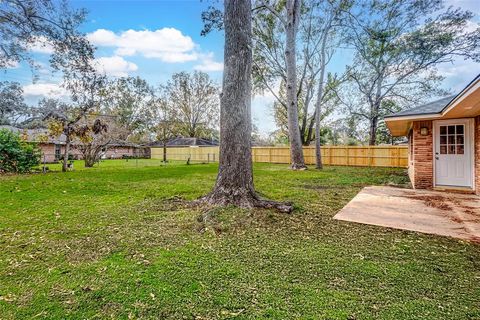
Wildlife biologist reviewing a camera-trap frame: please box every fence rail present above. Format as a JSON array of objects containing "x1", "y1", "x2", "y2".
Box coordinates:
[{"x1": 151, "y1": 146, "x2": 408, "y2": 168}]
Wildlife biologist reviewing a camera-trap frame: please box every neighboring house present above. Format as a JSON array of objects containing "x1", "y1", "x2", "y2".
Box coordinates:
[
  {"x1": 0, "y1": 125, "x2": 148, "y2": 163},
  {"x1": 102, "y1": 140, "x2": 150, "y2": 159},
  {"x1": 385, "y1": 74, "x2": 480, "y2": 193}
]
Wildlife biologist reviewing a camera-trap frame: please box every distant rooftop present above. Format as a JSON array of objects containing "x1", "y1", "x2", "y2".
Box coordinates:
[
  {"x1": 0, "y1": 125, "x2": 142, "y2": 147},
  {"x1": 150, "y1": 137, "x2": 219, "y2": 147}
]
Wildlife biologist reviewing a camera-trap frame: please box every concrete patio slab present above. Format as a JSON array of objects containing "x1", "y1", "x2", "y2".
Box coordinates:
[{"x1": 334, "y1": 186, "x2": 480, "y2": 242}]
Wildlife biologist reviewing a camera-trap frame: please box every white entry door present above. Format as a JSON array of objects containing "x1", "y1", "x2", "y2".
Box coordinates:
[{"x1": 434, "y1": 119, "x2": 473, "y2": 188}]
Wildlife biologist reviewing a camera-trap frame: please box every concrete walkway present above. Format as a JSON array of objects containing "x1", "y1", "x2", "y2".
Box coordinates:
[{"x1": 334, "y1": 186, "x2": 480, "y2": 242}]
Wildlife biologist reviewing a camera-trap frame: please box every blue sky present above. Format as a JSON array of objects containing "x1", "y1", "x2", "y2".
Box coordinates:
[{"x1": 1, "y1": 0, "x2": 479, "y2": 134}]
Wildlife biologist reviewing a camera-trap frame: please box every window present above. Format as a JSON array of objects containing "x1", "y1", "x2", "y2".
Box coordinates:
[
  {"x1": 439, "y1": 125, "x2": 464, "y2": 155},
  {"x1": 54, "y1": 144, "x2": 61, "y2": 160}
]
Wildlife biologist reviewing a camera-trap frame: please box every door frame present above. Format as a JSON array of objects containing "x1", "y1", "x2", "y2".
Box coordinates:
[{"x1": 432, "y1": 118, "x2": 475, "y2": 190}]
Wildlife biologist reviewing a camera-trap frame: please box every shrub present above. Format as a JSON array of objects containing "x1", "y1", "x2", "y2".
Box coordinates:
[{"x1": 0, "y1": 129, "x2": 41, "y2": 173}]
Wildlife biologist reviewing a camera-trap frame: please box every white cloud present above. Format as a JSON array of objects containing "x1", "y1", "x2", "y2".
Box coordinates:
[
  {"x1": 444, "y1": 0, "x2": 480, "y2": 13},
  {"x1": 4, "y1": 60, "x2": 19, "y2": 69},
  {"x1": 22, "y1": 83, "x2": 68, "y2": 98},
  {"x1": 436, "y1": 58, "x2": 480, "y2": 91},
  {"x1": 93, "y1": 56, "x2": 138, "y2": 77},
  {"x1": 87, "y1": 28, "x2": 197, "y2": 63},
  {"x1": 28, "y1": 36, "x2": 55, "y2": 54},
  {"x1": 194, "y1": 53, "x2": 224, "y2": 72}
]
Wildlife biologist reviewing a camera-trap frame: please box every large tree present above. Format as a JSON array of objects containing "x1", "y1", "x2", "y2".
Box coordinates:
[
  {"x1": 341, "y1": 0, "x2": 480, "y2": 145},
  {"x1": 103, "y1": 76, "x2": 155, "y2": 142},
  {"x1": 253, "y1": 0, "x2": 345, "y2": 169},
  {"x1": 200, "y1": 0, "x2": 292, "y2": 212},
  {"x1": 164, "y1": 71, "x2": 220, "y2": 139},
  {"x1": 253, "y1": 0, "x2": 306, "y2": 169}
]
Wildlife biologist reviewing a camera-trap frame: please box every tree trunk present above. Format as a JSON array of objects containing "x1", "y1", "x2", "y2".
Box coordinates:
[
  {"x1": 369, "y1": 115, "x2": 378, "y2": 146},
  {"x1": 62, "y1": 135, "x2": 71, "y2": 172},
  {"x1": 285, "y1": 0, "x2": 306, "y2": 170},
  {"x1": 314, "y1": 32, "x2": 329, "y2": 169},
  {"x1": 369, "y1": 73, "x2": 383, "y2": 146},
  {"x1": 163, "y1": 139, "x2": 167, "y2": 163},
  {"x1": 199, "y1": 0, "x2": 292, "y2": 213}
]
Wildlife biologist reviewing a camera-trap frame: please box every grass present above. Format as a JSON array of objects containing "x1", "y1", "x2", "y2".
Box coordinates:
[{"x1": 0, "y1": 160, "x2": 479, "y2": 319}]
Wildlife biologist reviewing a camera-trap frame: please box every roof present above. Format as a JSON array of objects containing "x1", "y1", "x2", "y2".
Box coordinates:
[
  {"x1": 0, "y1": 125, "x2": 67, "y2": 144},
  {"x1": 0, "y1": 125, "x2": 143, "y2": 148},
  {"x1": 385, "y1": 95, "x2": 456, "y2": 118},
  {"x1": 385, "y1": 74, "x2": 480, "y2": 136},
  {"x1": 150, "y1": 137, "x2": 219, "y2": 147}
]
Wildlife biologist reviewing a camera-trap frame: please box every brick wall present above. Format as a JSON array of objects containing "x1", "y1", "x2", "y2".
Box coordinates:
[{"x1": 411, "y1": 121, "x2": 433, "y2": 189}]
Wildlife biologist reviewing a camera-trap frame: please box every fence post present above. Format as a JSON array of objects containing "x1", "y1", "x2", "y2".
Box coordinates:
[{"x1": 346, "y1": 147, "x2": 349, "y2": 166}]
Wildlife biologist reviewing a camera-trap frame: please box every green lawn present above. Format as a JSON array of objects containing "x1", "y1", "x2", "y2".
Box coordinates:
[{"x1": 0, "y1": 160, "x2": 479, "y2": 319}]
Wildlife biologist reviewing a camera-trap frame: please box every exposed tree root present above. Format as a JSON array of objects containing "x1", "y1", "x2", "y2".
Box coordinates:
[{"x1": 196, "y1": 187, "x2": 294, "y2": 213}]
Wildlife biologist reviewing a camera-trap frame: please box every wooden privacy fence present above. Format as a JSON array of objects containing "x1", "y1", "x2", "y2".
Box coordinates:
[{"x1": 151, "y1": 146, "x2": 408, "y2": 168}]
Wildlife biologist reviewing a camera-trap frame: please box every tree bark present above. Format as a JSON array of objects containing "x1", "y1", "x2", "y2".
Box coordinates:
[
  {"x1": 62, "y1": 134, "x2": 71, "y2": 172},
  {"x1": 199, "y1": 0, "x2": 292, "y2": 213},
  {"x1": 285, "y1": 0, "x2": 306, "y2": 170},
  {"x1": 369, "y1": 114, "x2": 378, "y2": 146},
  {"x1": 163, "y1": 140, "x2": 167, "y2": 162},
  {"x1": 314, "y1": 32, "x2": 329, "y2": 169}
]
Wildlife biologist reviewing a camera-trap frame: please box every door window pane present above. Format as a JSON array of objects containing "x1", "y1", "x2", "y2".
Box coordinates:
[
  {"x1": 457, "y1": 135, "x2": 464, "y2": 145},
  {"x1": 438, "y1": 124, "x2": 465, "y2": 155}
]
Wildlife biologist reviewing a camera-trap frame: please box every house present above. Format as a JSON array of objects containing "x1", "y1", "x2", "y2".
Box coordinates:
[
  {"x1": 385, "y1": 74, "x2": 480, "y2": 193},
  {"x1": 0, "y1": 125, "x2": 149, "y2": 163}
]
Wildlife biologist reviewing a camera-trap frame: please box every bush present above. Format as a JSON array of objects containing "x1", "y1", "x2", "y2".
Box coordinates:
[{"x1": 0, "y1": 129, "x2": 41, "y2": 173}]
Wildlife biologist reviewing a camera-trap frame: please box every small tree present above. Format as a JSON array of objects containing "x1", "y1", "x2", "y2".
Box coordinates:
[
  {"x1": 73, "y1": 116, "x2": 128, "y2": 167},
  {"x1": 0, "y1": 129, "x2": 40, "y2": 173}
]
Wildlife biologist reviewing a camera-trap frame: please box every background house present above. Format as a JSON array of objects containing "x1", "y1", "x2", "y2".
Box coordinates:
[
  {"x1": 0, "y1": 125, "x2": 149, "y2": 163},
  {"x1": 385, "y1": 74, "x2": 480, "y2": 193}
]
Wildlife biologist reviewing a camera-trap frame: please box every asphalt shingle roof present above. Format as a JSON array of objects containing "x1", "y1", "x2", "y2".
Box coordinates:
[
  {"x1": 149, "y1": 137, "x2": 219, "y2": 147},
  {"x1": 385, "y1": 95, "x2": 456, "y2": 118}
]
